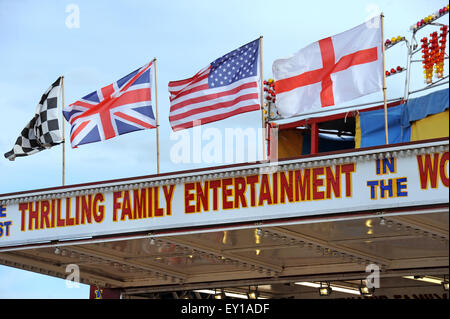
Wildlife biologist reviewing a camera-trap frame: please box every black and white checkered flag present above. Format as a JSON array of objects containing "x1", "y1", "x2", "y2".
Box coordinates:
[{"x1": 4, "y1": 77, "x2": 63, "y2": 161}]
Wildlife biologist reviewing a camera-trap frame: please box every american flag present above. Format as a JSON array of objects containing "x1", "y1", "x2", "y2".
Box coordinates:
[
  {"x1": 64, "y1": 61, "x2": 156, "y2": 148},
  {"x1": 168, "y1": 39, "x2": 261, "y2": 131}
]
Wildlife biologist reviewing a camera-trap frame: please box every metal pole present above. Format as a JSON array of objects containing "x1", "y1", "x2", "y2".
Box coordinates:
[
  {"x1": 61, "y1": 76, "x2": 66, "y2": 186},
  {"x1": 153, "y1": 58, "x2": 160, "y2": 174},
  {"x1": 259, "y1": 36, "x2": 267, "y2": 161},
  {"x1": 381, "y1": 13, "x2": 389, "y2": 145}
]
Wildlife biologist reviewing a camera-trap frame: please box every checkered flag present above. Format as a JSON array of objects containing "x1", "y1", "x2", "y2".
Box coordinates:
[{"x1": 4, "y1": 77, "x2": 63, "y2": 161}]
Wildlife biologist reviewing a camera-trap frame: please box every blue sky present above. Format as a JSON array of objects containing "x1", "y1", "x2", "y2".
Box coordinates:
[{"x1": 0, "y1": 0, "x2": 447, "y2": 298}]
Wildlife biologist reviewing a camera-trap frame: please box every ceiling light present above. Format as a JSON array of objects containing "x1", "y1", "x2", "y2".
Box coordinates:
[
  {"x1": 403, "y1": 275, "x2": 444, "y2": 285},
  {"x1": 247, "y1": 286, "x2": 259, "y2": 299},
  {"x1": 254, "y1": 229, "x2": 262, "y2": 244},
  {"x1": 359, "y1": 281, "x2": 375, "y2": 296},
  {"x1": 214, "y1": 289, "x2": 226, "y2": 299},
  {"x1": 247, "y1": 291, "x2": 258, "y2": 299},
  {"x1": 222, "y1": 231, "x2": 228, "y2": 245},
  {"x1": 319, "y1": 282, "x2": 332, "y2": 296},
  {"x1": 193, "y1": 289, "x2": 267, "y2": 299},
  {"x1": 256, "y1": 228, "x2": 263, "y2": 236},
  {"x1": 295, "y1": 282, "x2": 360, "y2": 295},
  {"x1": 328, "y1": 285, "x2": 360, "y2": 295}
]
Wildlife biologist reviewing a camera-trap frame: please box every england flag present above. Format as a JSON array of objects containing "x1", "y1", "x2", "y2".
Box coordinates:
[{"x1": 273, "y1": 17, "x2": 383, "y2": 118}]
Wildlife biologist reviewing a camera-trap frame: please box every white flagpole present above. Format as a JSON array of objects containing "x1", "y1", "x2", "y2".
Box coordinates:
[
  {"x1": 153, "y1": 58, "x2": 160, "y2": 174},
  {"x1": 61, "y1": 76, "x2": 66, "y2": 186},
  {"x1": 259, "y1": 36, "x2": 267, "y2": 161},
  {"x1": 381, "y1": 13, "x2": 389, "y2": 145}
]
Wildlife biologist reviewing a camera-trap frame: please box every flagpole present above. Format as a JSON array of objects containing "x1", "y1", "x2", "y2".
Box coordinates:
[
  {"x1": 259, "y1": 35, "x2": 267, "y2": 161},
  {"x1": 381, "y1": 13, "x2": 389, "y2": 145},
  {"x1": 61, "y1": 76, "x2": 66, "y2": 186},
  {"x1": 153, "y1": 58, "x2": 160, "y2": 174}
]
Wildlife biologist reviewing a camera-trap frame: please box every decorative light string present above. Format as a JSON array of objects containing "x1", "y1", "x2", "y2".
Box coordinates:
[
  {"x1": 410, "y1": 5, "x2": 449, "y2": 32},
  {"x1": 385, "y1": 65, "x2": 405, "y2": 77},
  {"x1": 421, "y1": 36, "x2": 433, "y2": 83},
  {"x1": 436, "y1": 25, "x2": 448, "y2": 79},
  {"x1": 421, "y1": 27, "x2": 448, "y2": 84},
  {"x1": 262, "y1": 78, "x2": 280, "y2": 120},
  {"x1": 385, "y1": 36, "x2": 405, "y2": 49}
]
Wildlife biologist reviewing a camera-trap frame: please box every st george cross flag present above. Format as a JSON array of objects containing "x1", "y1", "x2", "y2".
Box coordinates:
[
  {"x1": 64, "y1": 61, "x2": 156, "y2": 148},
  {"x1": 4, "y1": 77, "x2": 63, "y2": 161},
  {"x1": 168, "y1": 39, "x2": 261, "y2": 131},
  {"x1": 273, "y1": 17, "x2": 383, "y2": 118}
]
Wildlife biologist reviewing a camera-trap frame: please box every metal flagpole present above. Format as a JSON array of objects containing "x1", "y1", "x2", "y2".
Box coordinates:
[
  {"x1": 259, "y1": 36, "x2": 267, "y2": 161},
  {"x1": 61, "y1": 75, "x2": 66, "y2": 186},
  {"x1": 153, "y1": 58, "x2": 160, "y2": 174},
  {"x1": 381, "y1": 13, "x2": 389, "y2": 145}
]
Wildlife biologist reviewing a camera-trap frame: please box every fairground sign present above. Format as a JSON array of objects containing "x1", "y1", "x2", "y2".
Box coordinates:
[{"x1": 0, "y1": 140, "x2": 448, "y2": 248}]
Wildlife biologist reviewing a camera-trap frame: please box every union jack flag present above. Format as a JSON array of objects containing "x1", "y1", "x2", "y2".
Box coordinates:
[{"x1": 64, "y1": 61, "x2": 156, "y2": 148}]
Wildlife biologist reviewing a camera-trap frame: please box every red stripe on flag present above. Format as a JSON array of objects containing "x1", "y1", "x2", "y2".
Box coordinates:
[
  {"x1": 275, "y1": 69, "x2": 327, "y2": 95},
  {"x1": 71, "y1": 88, "x2": 151, "y2": 121},
  {"x1": 168, "y1": 67, "x2": 210, "y2": 88},
  {"x1": 169, "y1": 93, "x2": 259, "y2": 121},
  {"x1": 109, "y1": 88, "x2": 151, "y2": 108},
  {"x1": 169, "y1": 73, "x2": 209, "y2": 94},
  {"x1": 70, "y1": 121, "x2": 90, "y2": 143},
  {"x1": 69, "y1": 101, "x2": 97, "y2": 109},
  {"x1": 114, "y1": 111, "x2": 155, "y2": 129},
  {"x1": 101, "y1": 84, "x2": 115, "y2": 100},
  {"x1": 319, "y1": 37, "x2": 335, "y2": 107},
  {"x1": 333, "y1": 47, "x2": 378, "y2": 72},
  {"x1": 100, "y1": 109, "x2": 115, "y2": 140},
  {"x1": 275, "y1": 47, "x2": 379, "y2": 96},
  {"x1": 171, "y1": 104, "x2": 260, "y2": 131},
  {"x1": 119, "y1": 62, "x2": 153, "y2": 93},
  {"x1": 170, "y1": 82, "x2": 258, "y2": 112},
  {"x1": 169, "y1": 83, "x2": 209, "y2": 102}
]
